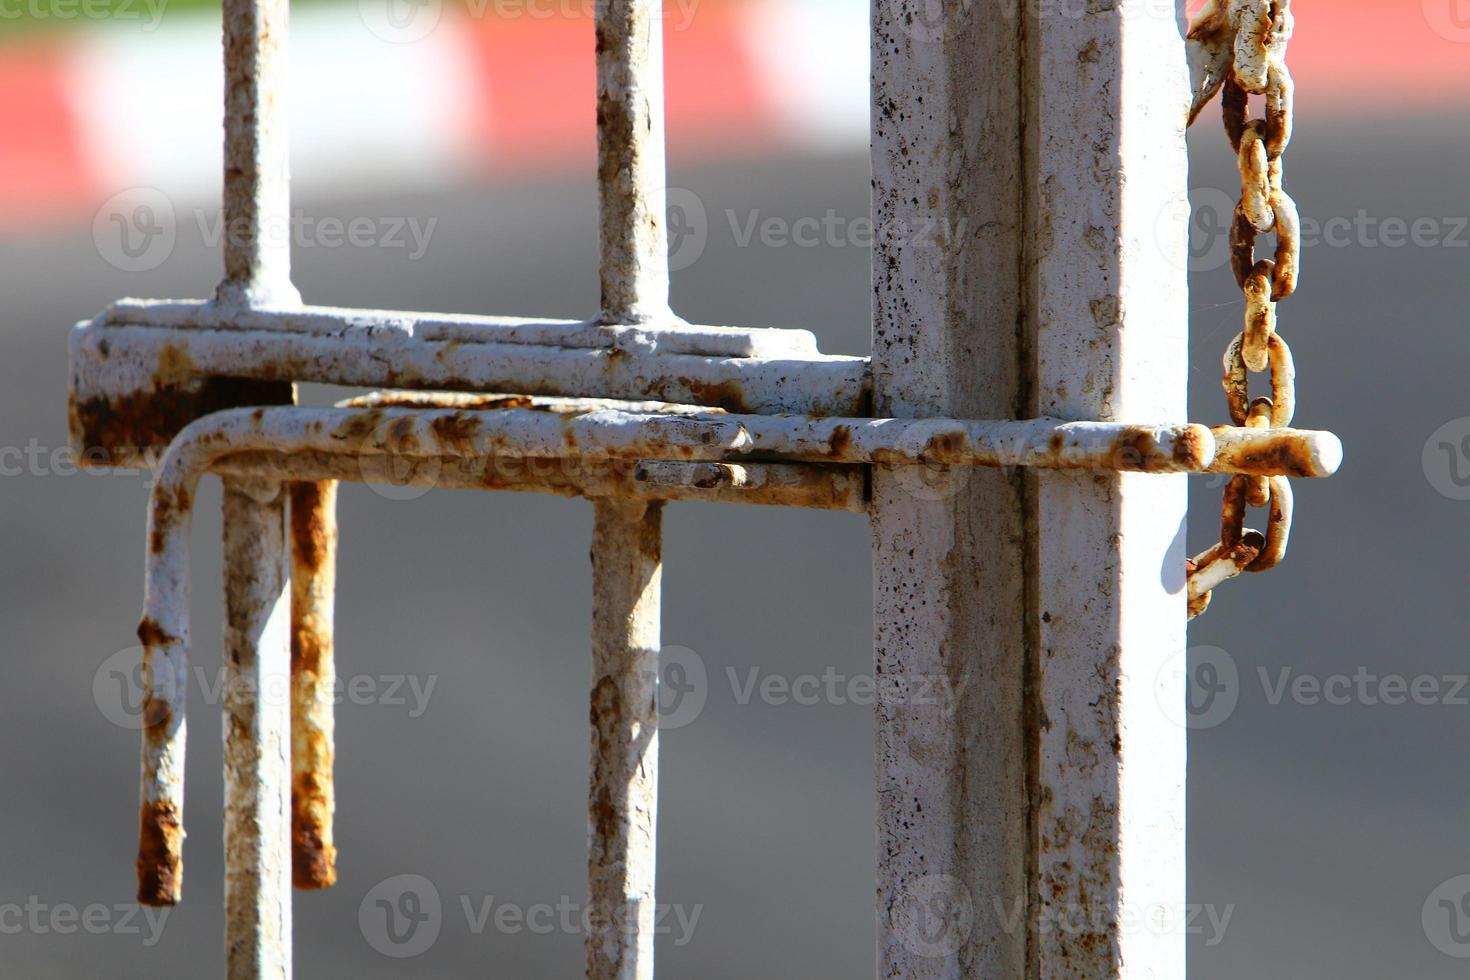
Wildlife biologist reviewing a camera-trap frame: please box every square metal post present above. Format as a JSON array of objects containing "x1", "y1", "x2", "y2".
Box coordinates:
[
  {"x1": 871, "y1": 1, "x2": 1190, "y2": 975},
  {"x1": 869, "y1": 2, "x2": 1028, "y2": 975}
]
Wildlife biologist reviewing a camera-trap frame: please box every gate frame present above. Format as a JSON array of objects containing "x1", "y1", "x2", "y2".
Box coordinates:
[{"x1": 64, "y1": 0, "x2": 1335, "y2": 976}]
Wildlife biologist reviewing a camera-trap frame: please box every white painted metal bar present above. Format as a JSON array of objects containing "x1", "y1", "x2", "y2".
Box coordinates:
[
  {"x1": 221, "y1": 477, "x2": 293, "y2": 980},
  {"x1": 869, "y1": 2, "x2": 1029, "y2": 975},
  {"x1": 217, "y1": 0, "x2": 298, "y2": 308},
  {"x1": 596, "y1": 0, "x2": 670, "y2": 324},
  {"x1": 591, "y1": 2, "x2": 666, "y2": 971},
  {"x1": 214, "y1": 0, "x2": 299, "y2": 969},
  {"x1": 288, "y1": 481, "x2": 337, "y2": 890},
  {"x1": 212, "y1": 451, "x2": 869, "y2": 512},
  {"x1": 587, "y1": 498, "x2": 661, "y2": 980},
  {"x1": 102, "y1": 300, "x2": 822, "y2": 359},
  {"x1": 130, "y1": 405, "x2": 1222, "y2": 474},
  {"x1": 69, "y1": 318, "x2": 870, "y2": 419},
  {"x1": 1024, "y1": 0, "x2": 1190, "y2": 974}
]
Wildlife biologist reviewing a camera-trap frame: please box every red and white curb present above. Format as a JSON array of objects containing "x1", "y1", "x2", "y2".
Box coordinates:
[{"x1": 0, "y1": 0, "x2": 1465, "y2": 228}]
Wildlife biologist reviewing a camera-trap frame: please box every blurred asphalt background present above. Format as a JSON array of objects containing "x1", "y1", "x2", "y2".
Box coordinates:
[{"x1": 3, "y1": 1, "x2": 1470, "y2": 977}]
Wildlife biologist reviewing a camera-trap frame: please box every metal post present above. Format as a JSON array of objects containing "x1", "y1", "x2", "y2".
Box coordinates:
[
  {"x1": 589, "y1": 2, "x2": 666, "y2": 973},
  {"x1": 222, "y1": 477, "x2": 293, "y2": 980},
  {"x1": 596, "y1": 0, "x2": 670, "y2": 324},
  {"x1": 217, "y1": 0, "x2": 299, "y2": 308},
  {"x1": 871, "y1": 0, "x2": 1189, "y2": 975},
  {"x1": 1024, "y1": 1, "x2": 1190, "y2": 974},
  {"x1": 869, "y1": 3, "x2": 1028, "y2": 976},
  {"x1": 587, "y1": 498, "x2": 661, "y2": 980}
]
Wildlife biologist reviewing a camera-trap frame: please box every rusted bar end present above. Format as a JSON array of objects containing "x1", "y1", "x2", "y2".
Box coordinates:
[
  {"x1": 289, "y1": 481, "x2": 337, "y2": 890},
  {"x1": 137, "y1": 611, "x2": 186, "y2": 906},
  {"x1": 1209, "y1": 425, "x2": 1342, "y2": 477},
  {"x1": 137, "y1": 800, "x2": 183, "y2": 906}
]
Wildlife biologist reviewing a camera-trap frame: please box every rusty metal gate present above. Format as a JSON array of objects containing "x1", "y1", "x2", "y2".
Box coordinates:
[{"x1": 67, "y1": 0, "x2": 1335, "y2": 975}]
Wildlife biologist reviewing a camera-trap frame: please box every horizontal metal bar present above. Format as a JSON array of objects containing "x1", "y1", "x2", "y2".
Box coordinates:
[
  {"x1": 1208, "y1": 424, "x2": 1341, "y2": 478},
  {"x1": 69, "y1": 317, "x2": 868, "y2": 455},
  {"x1": 210, "y1": 452, "x2": 868, "y2": 512},
  {"x1": 103, "y1": 300, "x2": 823, "y2": 359},
  {"x1": 147, "y1": 405, "x2": 1215, "y2": 473}
]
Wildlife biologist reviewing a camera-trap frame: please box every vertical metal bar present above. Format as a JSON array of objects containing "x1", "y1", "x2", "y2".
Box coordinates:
[
  {"x1": 590, "y1": 1, "x2": 666, "y2": 970},
  {"x1": 1023, "y1": 1, "x2": 1189, "y2": 975},
  {"x1": 595, "y1": 0, "x2": 670, "y2": 323},
  {"x1": 289, "y1": 481, "x2": 337, "y2": 890},
  {"x1": 222, "y1": 477, "x2": 293, "y2": 980},
  {"x1": 587, "y1": 498, "x2": 661, "y2": 980},
  {"x1": 869, "y1": 3, "x2": 1029, "y2": 977},
  {"x1": 217, "y1": 0, "x2": 300, "y2": 308}
]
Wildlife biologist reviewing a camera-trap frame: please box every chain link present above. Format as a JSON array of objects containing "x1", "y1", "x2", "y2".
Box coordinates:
[{"x1": 1185, "y1": 0, "x2": 1298, "y2": 619}]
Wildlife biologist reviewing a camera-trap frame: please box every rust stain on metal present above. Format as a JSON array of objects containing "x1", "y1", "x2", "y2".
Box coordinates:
[
  {"x1": 71, "y1": 379, "x2": 293, "y2": 466},
  {"x1": 137, "y1": 800, "x2": 183, "y2": 907},
  {"x1": 136, "y1": 616, "x2": 174, "y2": 648},
  {"x1": 289, "y1": 483, "x2": 333, "y2": 588},
  {"x1": 1171, "y1": 425, "x2": 1214, "y2": 470},
  {"x1": 1211, "y1": 426, "x2": 1318, "y2": 477},
  {"x1": 374, "y1": 393, "x2": 534, "y2": 412},
  {"x1": 827, "y1": 424, "x2": 852, "y2": 458},
  {"x1": 333, "y1": 409, "x2": 384, "y2": 446},
  {"x1": 588, "y1": 674, "x2": 623, "y2": 848},
  {"x1": 155, "y1": 344, "x2": 197, "y2": 386},
  {"x1": 428, "y1": 412, "x2": 483, "y2": 450},
  {"x1": 289, "y1": 481, "x2": 337, "y2": 890},
  {"x1": 676, "y1": 377, "x2": 752, "y2": 413},
  {"x1": 921, "y1": 429, "x2": 969, "y2": 465}
]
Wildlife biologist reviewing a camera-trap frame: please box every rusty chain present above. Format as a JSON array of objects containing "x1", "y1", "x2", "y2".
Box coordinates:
[{"x1": 1185, "y1": 0, "x2": 1299, "y2": 619}]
